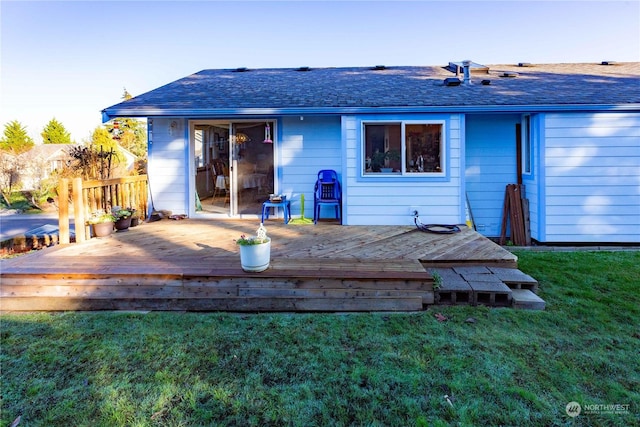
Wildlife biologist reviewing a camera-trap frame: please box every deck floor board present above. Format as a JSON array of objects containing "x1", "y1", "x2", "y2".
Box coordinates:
[{"x1": 0, "y1": 220, "x2": 516, "y2": 312}]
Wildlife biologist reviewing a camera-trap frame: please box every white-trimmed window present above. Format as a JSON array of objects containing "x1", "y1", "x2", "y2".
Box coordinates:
[{"x1": 363, "y1": 121, "x2": 445, "y2": 175}]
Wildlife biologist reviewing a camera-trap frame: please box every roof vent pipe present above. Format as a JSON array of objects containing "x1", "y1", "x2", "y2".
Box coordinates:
[{"x1": 462, "y1": 60, "x2": 472, "y2": 85}]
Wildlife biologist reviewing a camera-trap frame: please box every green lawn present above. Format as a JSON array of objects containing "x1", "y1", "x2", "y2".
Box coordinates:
[{"x1": 1, "y1": 251, "x2": 638, "y2": 426}]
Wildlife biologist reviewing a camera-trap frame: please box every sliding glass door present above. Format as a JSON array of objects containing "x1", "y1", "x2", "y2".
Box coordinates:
[{"x1": 193, "y1": 121, "x2": 274, "y2": 217}]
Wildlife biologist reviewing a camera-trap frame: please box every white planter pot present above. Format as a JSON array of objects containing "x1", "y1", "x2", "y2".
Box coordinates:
[{"x1": 239, "y1": 239, "x2": 271, "y2": 272}]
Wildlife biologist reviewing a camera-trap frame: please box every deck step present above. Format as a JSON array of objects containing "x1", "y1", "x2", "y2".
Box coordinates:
[
  {"x1": 433, "y1": 269, "x2": 473, "y2": 305},
  {"x1": 511, "y1": 289, "x2": 546, "y2": 310},
  {"x1": 488, "y1": 267, "x2": 539, "y2": 293},
  {"x1": 0, "y1": 257, "x2": 434, "y2": 312},
  {"x1": 432, "y1": 266, "x2": 545, "y2": 308}
]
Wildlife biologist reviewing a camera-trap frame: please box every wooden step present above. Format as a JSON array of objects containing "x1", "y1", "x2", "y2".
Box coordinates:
[{"x1": 1, "y1": 257, "x2": 434, "y2": 312}]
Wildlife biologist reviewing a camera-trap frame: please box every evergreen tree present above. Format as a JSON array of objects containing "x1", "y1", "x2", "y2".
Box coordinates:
[
  {"x1": 105, "y1": 118, "x2": 147, "y2": 158},
  {"x1": 91, "y1": 126, "x2": 121, "y2": 157},
  {"x1": 41, "y1": 117, "x2": 73, "y2": 144},
  {"x1": 0, "y1": 120, "x2": 35, "y2": 154}
]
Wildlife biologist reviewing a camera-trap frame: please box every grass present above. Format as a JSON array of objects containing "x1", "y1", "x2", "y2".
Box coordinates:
[
  {"x1": 1, "y1": 250, "x2": 639, "y2": 426},
  {"x1": 0, "y1": 191, "x2": 53, "y2": 214}
]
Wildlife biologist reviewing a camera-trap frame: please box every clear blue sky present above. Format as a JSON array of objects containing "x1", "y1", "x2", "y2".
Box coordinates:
[{"x1": 1, "y1": 0, "x2": 639, "y2": 143}]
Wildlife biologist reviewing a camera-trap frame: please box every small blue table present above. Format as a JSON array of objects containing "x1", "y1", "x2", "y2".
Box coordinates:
[{"x1": 261, "y1": 198, "x2": 291, "y2": 224}]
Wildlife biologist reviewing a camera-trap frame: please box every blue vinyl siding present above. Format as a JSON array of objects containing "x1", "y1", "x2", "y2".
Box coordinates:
[
  {"x1": 542, "y1": 112, "x2": 640, "y2": 243},
  {"x1": 279, "y1": 116, "x2": 342, "y2": 219},
  {"x1": 465, "y1": 114, "x2": 520, "y2": 237},
  {"x1": 523, "y1": 114, "x2": 542, "y2": 241},
  {"x1": 345, "y1": 113, "x2": 462, "y2": 226},
  {"x1": 148, "y1": 118, "x2": 189, "y2": 216}
]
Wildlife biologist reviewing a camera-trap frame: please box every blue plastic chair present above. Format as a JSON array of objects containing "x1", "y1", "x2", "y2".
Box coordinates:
[{"x1": 313, "y1": 170, "x2": 342, "y2": 224}]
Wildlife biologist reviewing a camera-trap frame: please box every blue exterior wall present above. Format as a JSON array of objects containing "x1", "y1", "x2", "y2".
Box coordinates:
[
  {"x1": 522, "y1": 114, "x2": 542, "y2": 241},
  {"x1": 465, "y1": 114, "x2": 519, "y2": 237},
  {"x1": 344, "y1": 113, "x2": 463, "y2": 226},
  {"x1": 540, "y1": 112, "x2": 640, "y2": 243},
  {"x1": 279, "y1": 115, "x2": 342, "y2": 219},
  {"x1": 146, "y1": 111, "x2": 640, "y2": 244},
  {"x1": 148, "y1": 117, "x2": 190, "y2": 216}
]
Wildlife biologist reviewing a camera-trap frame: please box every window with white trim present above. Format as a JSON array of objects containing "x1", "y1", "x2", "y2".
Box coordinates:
[{"x1": 363, "y1": 121, "x2": 445, "y2": 175}]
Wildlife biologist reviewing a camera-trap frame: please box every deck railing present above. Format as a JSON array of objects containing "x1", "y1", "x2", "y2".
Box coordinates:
[{"x1": 58, "y1": 175, "x2": 148, "y2": 244}]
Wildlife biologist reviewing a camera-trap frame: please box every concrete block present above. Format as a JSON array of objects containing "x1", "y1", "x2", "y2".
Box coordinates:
[
  {"x1": 436, "y1": 280, "x2": 473, "y2": 305},
  {"x1": 461, "y1": 273, "x2": 504, "y2": 283},
  {"x1": 468, "y1": 280, "x2": 512, "y2": 307},
  {"x1": 452, "y1": 266, "x2": 492, "y2": 275},
  {"x1": 432, "y1": 268, "x2": 472, "y2": 305},
  {"x1": 488, "y1": 268, "x2": 539, "y2": 292},
  {"x1": 433, "y1": 268, "x2": 469, "y2": 285},
  {"x1": 511, "y1": 289, "x2": 545, "y2": 310}
]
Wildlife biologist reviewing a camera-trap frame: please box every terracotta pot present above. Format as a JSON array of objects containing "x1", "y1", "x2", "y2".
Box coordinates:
[
  {"x1": 239, "y1": 239, "x2": 271, "y2": 272},
  {"x1": 92, "y1": 221, "x2": 114, "y2": 237}
]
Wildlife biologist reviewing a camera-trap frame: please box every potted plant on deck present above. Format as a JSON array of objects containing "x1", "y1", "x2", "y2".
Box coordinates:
[
  {"x1": 113, "y1": 207, "x2": 133, "y2": 231},
  {"x1": 236, "y1": 223, "x2": 271, "y2": 272},
  {"x1": 87, "y1": 210, "x2": 116, "y2": 237},
  {"x1": 130, "y1": 210, "x2": 141, "y2": 227}
]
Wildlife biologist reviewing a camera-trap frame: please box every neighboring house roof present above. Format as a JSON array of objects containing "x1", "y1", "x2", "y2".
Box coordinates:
[
  {"x1": 102, "y1": 62, "x2": 640, "y2": 119},
  {"x1": 21, "y1": 144, "x2": 71, "y2": 161}
]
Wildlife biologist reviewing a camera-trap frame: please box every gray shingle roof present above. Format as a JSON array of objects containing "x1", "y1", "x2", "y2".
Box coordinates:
[{"x1": 102, "y1": 62, "x2": 640, "y2": 117}]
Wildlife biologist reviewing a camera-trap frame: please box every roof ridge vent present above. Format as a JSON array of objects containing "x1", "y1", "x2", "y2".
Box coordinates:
[
  {"x1": 372, "y1": 65, "x2": 387, "y2": 70},
  {"x1": 296, "y1": 66, "x2": 311, "y2": 72},
  {"x1": 600, "y1": 61, "x2": 617, "y2": 66},
  {"x1": 233, "y1": 67, "x2": 249, "y2": 72},
  {"x1": 518, "y1": 62, "x2": 533, "y2": 67},
  {"x1": 500, "y1": 72, "x2": 518, "y2": 78}
]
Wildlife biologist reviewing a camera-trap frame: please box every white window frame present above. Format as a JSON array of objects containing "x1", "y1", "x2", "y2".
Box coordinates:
[{"x1": 361, "y1": 120, "x2": 447, "y2": 178}]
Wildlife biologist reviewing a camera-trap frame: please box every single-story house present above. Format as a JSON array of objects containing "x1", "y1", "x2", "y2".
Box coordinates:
[
  {"x1": 102, "y1": 61, "x2": 640, "y2": 244},
  {"x1": 18, "y1": 144, "x2": 72, "y2": 190}
]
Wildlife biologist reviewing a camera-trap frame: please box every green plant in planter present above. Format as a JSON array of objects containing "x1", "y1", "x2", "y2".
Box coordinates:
[
  {"x1": 113, "y1": 208, "x2": 132, "y2": 219},
  {"x1": 370, "y1": 149, "x2": 401, "y2": 171},
  {"x1": 236, "y1": 223, "x2": 271, "y2": 272},
  {"x1": 236, "y1": 223, "x2": 270, "y2": 245},
  {"x1": 87, "y1": 210, "x2": 116, "y2": 224},
  {"x1": 130, "y1": 211, "x2": 141, "y2": 226}
]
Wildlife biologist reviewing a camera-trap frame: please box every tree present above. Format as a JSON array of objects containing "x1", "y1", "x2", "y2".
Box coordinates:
[
  {"x1": 105, "y1": 118, "x2": 147, "y2": 158},
  {"x1": 0, "y1": 120, "x2": 35, "y2": 154},
  {"x1": 91, "y1": 126, "x2": 121, "y2": 156},
  {"x1": 41, "y1": 117, "x2": 73, "y2": 144},
  {"x1": 103, "y1": 88, "x2": 147, "y2": 159},
  {"x1": 0, "y1": 151, "x2": 19, "y2": 206}
]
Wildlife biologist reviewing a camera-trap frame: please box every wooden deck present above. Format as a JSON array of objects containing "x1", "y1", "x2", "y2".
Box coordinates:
[{"x1": 0, "y1": 219, "x2": 517, "y2": 312}]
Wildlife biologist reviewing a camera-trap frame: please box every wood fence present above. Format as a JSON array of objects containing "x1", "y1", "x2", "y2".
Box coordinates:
[{"x1": 58, "y1": 175, "x2": 148, "y2": 244}]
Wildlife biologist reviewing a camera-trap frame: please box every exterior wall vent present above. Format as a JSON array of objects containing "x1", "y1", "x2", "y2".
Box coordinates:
[
  {"x1": 233, "y1": 67, "x2": 249, "y2": 72},
  {"x1": 444, "y1": 77, "x2": 462, "y2": 86},
  {"x1": 296, "y1": 66, "x2": 311, "y2": 72}
]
